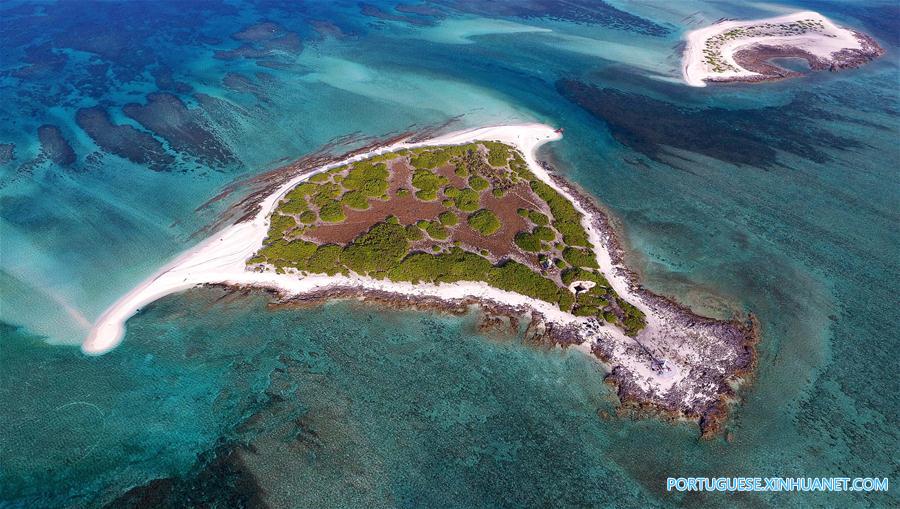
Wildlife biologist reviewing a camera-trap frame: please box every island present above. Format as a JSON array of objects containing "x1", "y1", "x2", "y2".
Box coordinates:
[
  {"x1": 84, "y1": 124, "x2": 756, "y2": 436},
  {"x1": 682, "y1": 11, "x2": 884, "y2": 87}
]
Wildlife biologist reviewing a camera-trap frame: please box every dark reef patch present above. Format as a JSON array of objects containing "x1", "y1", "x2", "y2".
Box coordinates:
[
  {"x1": 556, "y1": 79, "x2": 866, "y2": 167},
  {"x1": 123, "y1": 93, "x2": 237, "y2": 168},
  {"x1": 104, "y1": 445, "x2": 266, "y2": 509},
  {"x1": 215, "y1": 21, "x2": 303, "y2": 61},
  {"x1": 75, "y1": 107, "x2": 174, "y2": 172},
  {"x1": 8, "y1": 42, "x2": 68, "y2": 80},
  {"x1": 37, "y1": 125, "x2": 76, "y2": 166},
  {"x1": 0, "y1": 144, "x2": 15, "y2": 165},
  {"x1": 151, "y1": 66, "x2": 193, "y2": 94},
  {"x1": 429, "y1": 0, "x2": 670, "y2": 36}
]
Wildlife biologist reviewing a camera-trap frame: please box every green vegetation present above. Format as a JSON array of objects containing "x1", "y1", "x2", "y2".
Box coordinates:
[
  {"x1": 298, "y1": 210, "x2": 317, "y2": 224},
  {"x1": 341, "y1": 222, "x2": 408, "y2": 274},
  {"x1": 529, "y1": 180, "x2": 591, "y2": 247},
  {"x1": 411, "y1": 169, "x2": 448, "y2": 201},
  {"x1": 517, "y1": 208, "x2": 549, "y2": 226},
  {"x1": 562, "y1": 247, "x2": 598, "y2": 268},
  {"x1": 410, "y1": 149, "x2": 453, "y2": 170},
  {"x1": 514, "y1": 231, "x2": 541, "y2": 252},
  {"x1": 438, "y1": 211, "x2": 459, "y2": 226},
  {"x1": 467, "y1": 209, "x2": 501, "y2": 236},
  {"x1": 279, "y1": 197, "x2": 307, "y2": 215},
  {"x1": 341, "y1": 190, "x2": 370, "y2": 210},
  {"x1": 318, "y1": 201, "x2": 346, "y2": 223},
  {"x1": 424, "y1": 221, "x2": 449, "y2": 240},
  {"x1": 532, "y1": 226, "x2": 555, "y2": 242},
  {"x1": 343, "y1": 161, "x2": 389, "y2": 197},
  {"x1": 454, "y1": 188, "x2": 480, "y2": 212},
  {"x1": 267, "y1": 214, "x2": 297, "y2": 241},
  {"x1": 468, "y1": 175, "x2": 489, "y2": 191},
  {"x1": 405, "y1": 224, "x2": 424, "y2": 241},
  {"x1": 483, "y1": 141, "x2": 510, "y2": 166},
  {"x1": 306, "y1": 245, "x2": 342, "y2": 276},
  {"x1": 251, "y1": 139, "x2": 646, "y2": 334}
]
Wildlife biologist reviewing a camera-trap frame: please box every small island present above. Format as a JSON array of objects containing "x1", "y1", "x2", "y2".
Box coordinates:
[
  {"x1": 84, "y1": 124, "x2": 756, "y2": 436},
  {"x1": 682, "y1": 11, "x2": 884, "y2": 87}
]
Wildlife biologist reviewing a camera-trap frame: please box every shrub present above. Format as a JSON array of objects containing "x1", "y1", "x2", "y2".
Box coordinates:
[
  {"x1": 454, "y1": 162, "x2": 469, "y2": 177},
  {"x1": 467, "y1": 209, "x2": 501, "y2": 236},
  {"x1": 438, "y1": 211, "x2": 458, "y2": 226},
  {"x1": 483, "y1": 141, "x2": 511, "y2": 166},
  {"x1": 298, "y1": 210, "x2": 317, "y2": 224},
  {"x1": 555, "y1": 220, "x2": 590, "y2": 247},
  {"x1": 468, "y1": 175, "x2": 489, "y2": 191},
  {"x1": 318, "y1": 200, "x2": 346, "y2": 223},
  {"x1": 343, "y1": 161, "x2": 389, "y2": 197},
  {"x1": 311, "y1": 183, "x2": 342, "y2": 208},
  {"x1": 284, "y1": 182, "x2": 318, "y2": 202},
  {"x1": 455, "y1": 188, "x2": 480, "y2": 212},
  {"x1": 310, "y1": 172, "x2": 330, "y2": 183},
  {"x1": 518, "y1": 208, "x2": 549, "y2": 226},
  {"x1": 557, "y1": 289, "x2": 574, "y2": 311},
  {"x1": 443, "y1": 186, "x2": 460, "y2": 198},
  {"x1": 341, "y1": 190, "x2": 370, "y2": 210},
  {"x1": 562, "y1": 247, "x2": 598, "y2": 268},
  {"x1": 306, "y1": 244, "x2": 342, "y2": 275},
  {"x1": 385, "y1": 215, "x2": 400, "y2": 224},
  {"x1": 405, "y1": 224, "x2": 424, "y2": 241},
  {"x1": 530, "y1": 180, "x2": 590, "y2": 246},
  {"x1": 280, "y1": 198, "x2": 307, "y2": 215},
  {"x1": 488, "y1": 260, "x2": 560, "y2": 304},
  {"x1": 397, "y1": 188, "x2": 411, "y2": 197},
  {"x1": 425, "y1": 221, "x2": 449, "y2": 240},
  {"x1": 491, "y1": 188, "x2": 506, "y2": 198},
  {"x1": 573, "y1": 305, "x2": 599, "y2": 317},
  {"x1": 410, "y1": 149, "x2": 452, "y2": 169},
  {"x1": 560, "y1": 267, "x2": 607, "y2": 286},
  {"x1": 266, "y1": 214, "x2": 297, "y2": 240},
  {"x1": 259, "y1": 238, "x2": 318, "y2": 263},
  {"x1": 341, "y1": 222, "x2": 409, "y2": 274},
  {"x1": 441, "y1": 199, "x2": 455, "y2": 208},
  {"x1": 412, "y1": 169, "x2": 447, "y2": 202},
  {"x1": 514, "y1": 231, "x2": 541, "y2": 252},
  {"x1": 532, "y1": 226, "x2": 555, "y2": 242}
]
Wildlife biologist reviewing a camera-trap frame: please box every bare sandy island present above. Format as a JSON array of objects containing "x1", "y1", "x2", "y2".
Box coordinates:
[
  {"x1": 683, "y1": 11, "x2": 884, "y2": 87},
  {"x1": 84, "y1": 123, "x2": 756, "y2": 435}
]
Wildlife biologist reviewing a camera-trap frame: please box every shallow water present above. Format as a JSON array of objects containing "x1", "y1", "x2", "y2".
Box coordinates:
[{"x1": 1, "y1": 0, "x2": 898, "y2": 507}]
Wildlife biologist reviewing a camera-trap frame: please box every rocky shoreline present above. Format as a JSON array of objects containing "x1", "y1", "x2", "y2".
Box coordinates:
[{"x1": 543, "y1": 161, "x2": 758, "y2": 436}]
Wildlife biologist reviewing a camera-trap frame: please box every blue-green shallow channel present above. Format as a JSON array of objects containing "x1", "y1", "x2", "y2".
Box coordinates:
[{"x1": 1, "y1": 0, "x2": 898, "y2": 507}]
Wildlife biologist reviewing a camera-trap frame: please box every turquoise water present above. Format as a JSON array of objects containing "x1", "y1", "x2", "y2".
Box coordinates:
[{"x1": 1, "y1": 0, "x2": 898, "y2": 507}]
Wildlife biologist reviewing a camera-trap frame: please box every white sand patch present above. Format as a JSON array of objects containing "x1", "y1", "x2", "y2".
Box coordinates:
[{"x1": 682, "y1": 11, "x2": 863, "y2": 87}]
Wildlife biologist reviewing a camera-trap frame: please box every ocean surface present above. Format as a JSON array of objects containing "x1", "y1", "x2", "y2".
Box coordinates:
[{"x1": 1, "y1": 0, "x2": 898, "y2": 507}]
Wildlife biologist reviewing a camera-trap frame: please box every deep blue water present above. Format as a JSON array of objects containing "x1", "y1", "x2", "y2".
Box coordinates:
[{"x1": 1, "y1": 1, "x2": 898, "y2": 507}]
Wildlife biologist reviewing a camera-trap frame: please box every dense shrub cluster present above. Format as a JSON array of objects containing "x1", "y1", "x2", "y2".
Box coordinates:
[
  {"x1": 411, "y1": 169, "x2": 448, "y2": 201},
  {"x1": 467, "y1": 209, "x2": 501, "y2": 236}
]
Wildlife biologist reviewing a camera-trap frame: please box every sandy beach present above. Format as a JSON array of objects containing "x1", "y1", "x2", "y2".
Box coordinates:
[{"x1": 682, "y1": 11, "x2": 868, "y2": 87}]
